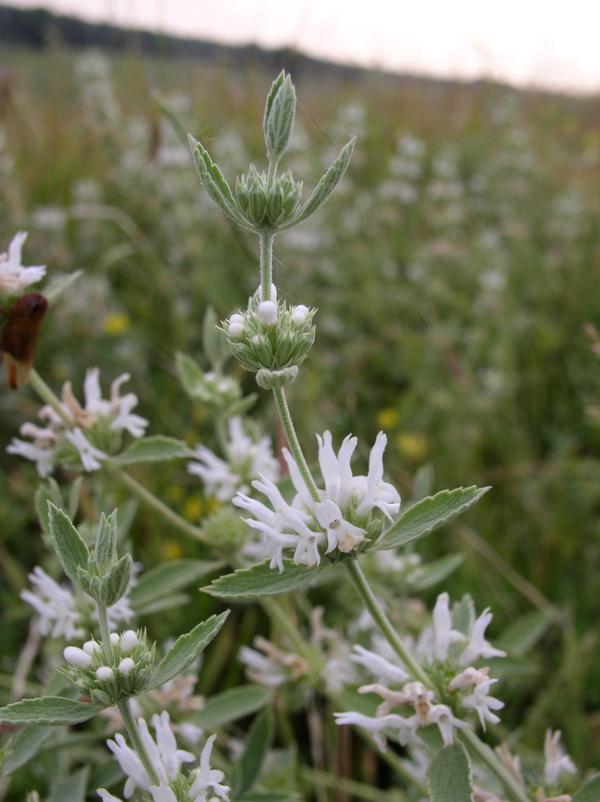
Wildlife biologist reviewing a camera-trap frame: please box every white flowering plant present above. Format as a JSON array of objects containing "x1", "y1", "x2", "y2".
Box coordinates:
[{"x1": 0, "y1": 72, "x2": 597, "y2": 802}]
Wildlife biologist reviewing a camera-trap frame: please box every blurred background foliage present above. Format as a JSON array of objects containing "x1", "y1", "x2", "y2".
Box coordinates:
[{"x1": 1, "y1": 33, "x2": 600, "y2": 774}]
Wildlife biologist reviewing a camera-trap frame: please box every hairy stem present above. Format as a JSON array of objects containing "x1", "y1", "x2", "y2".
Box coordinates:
[
  {"x1": 96, "y1": 601, "x2": 114, "y2": 662},
  {"x1": 259, "y1": 231, "x2": 275, "y2": 301},
  {"x1": 272, "y1": 387, "x2": 320, "y2": 502},
  {"x1": 461, "y1": 729, "x2": 529, "y2": 802},
  {"x1": 117, "y1": 697, "x2": 161, "y2": 786},
  {"x1": 345, "y1": 558, "x2": 431, "y2": 686}
]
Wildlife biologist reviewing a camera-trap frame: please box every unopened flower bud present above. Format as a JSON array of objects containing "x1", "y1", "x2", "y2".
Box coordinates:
[
  {"x1": 64, "y1": 646, "x2": 92, "y2": 668},
  {"x1": 118, "y1": 657, "x2": 135, "y2": 675},
  {"x1": 291, "y1": 305, "x2": 309, "y2": 325},
  {"x1": 228, "y1": 314, "x2": 244, "y2": 337},
  {"x1": 110, "y1": 633, "x2": 120, "y2": 645},
  {"x1": 83, "y1": 640, "x2": 101, "y2": 656},
  {"x1": 96, "y1": 666, "x2": 114, "y2": 681},
  {"x1": 258, "y1": 301, "x2": 278, "y2": 325},
  {"x1": 120, "y1": 630, "x2": 138, "y2": 653}
]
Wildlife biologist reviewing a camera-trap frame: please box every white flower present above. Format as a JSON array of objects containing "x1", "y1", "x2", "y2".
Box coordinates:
[
  {"x1": 544, "y1": 730, "x2": 576, "y2": 787},
  {"x1": 118, "y1": 658, "x2": 135, "y2": 675},
  {"x1": 427, "y1": 704, "x2": 469, "y2": 746},
  {"x1": 239, "y1": 636, "x2": 308, "y2": 688},
  {"x1": 334, "y1": 711, "x2": 421, "y2": 751},
  {"x1": 460, "y1": 678, "x2": 504, "y2": 730},
  {"x1": 65, "y1": 428, "x2": 106, "y2": 472},
  {"x1": 0, "y1": 231, "x2": 46, "y2": 294},
  {"x1": 351, "y1": 645, "x2": 409, "y2": 684},
  {"x1": 120, "y1": 630, "x2": 139, "y2": 653},
  {"x1": 106, "y1": 712, "x2": 195, "y2": 797},
  {"x1": 234, "y1": 429, "x2": 399, "y2": 570},
  {"x1": 257, "y1": 300, "x2": 278, "y2": 325},
  {"x1": 188, "y1": 734, "x2": 230, "y2": 802},
  {"x1": 460, "y1": 608, "x2": 506, "y2": 666},
  {"x1": 21, "y1": 567, "x2": 83, "y2": 639},
  {"x1": 64, "y1": 645, "x2": 93, "y2": 668},
  {"x1": 228, "y1": 314, "x2": 244, "y2": 337},
  {"x1": 96, "y1": 666, "x2": 115, "y2": 681},
  {"x1": 429, "y1": 592, "x2": 466, "y2": 661},
  {"x1": 64, "y1": 369, "x2": 148, "y2": 438},
  {"x1": 291, "y1": 304, "x2": 309, "y2": 325},
  {"x1": 189, "y1": 417, "x2": 279, "y2": 502}
]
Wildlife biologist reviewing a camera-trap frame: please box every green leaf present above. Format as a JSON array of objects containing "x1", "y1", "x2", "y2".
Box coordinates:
[
  {"x1": 147, "y1": 611, "x2": 229, "y2": 690},
  {"x1": 406, "y1": 554, "x2": 465, "y2": 591},
  {"x1": 263, "y1": 71, "x2": 286, "y2": 135},
  {"x1": 94, "y1": 510, "x2": 118, "y2": 571},
  {"x1": 176, "y1": 351, "x2": 210, "y2": 400},
  {"x1": 68, "y1": 476, "x2": 83, "y2": 520},
  {"x1": 188, "y1": 135, "x2": 248, "y2": 227},
  {"x1": 35, "y1": 480, "x2": 63, "y2": 535},
  {"x1": 232, "y1": 709, "x2": 274, "y2": 797},
  {"x1": 496, "y1": 611, "x2": 552, "y2": 658},
  {"x1": 203, "y1": 306, "x2": 229, "y2": 371},
  {"x1": 0, "y1": 697, "x2": 101, "y2": 725},
  {"x1": 375, "y1": 486, "x2": 491, "y2": 551},
  {"x1": 264, "y1": 74, "x2": 296, "y2": 160},
  {"x1": 115, "y1": 436, "x2": 193, "y2": 465},
  {"x1": 47, "y1": 766, "x2": 89, "y2": 802},
  {"x1": 203, "y1": 561, "x2": 332, "y2": 600},
  {"x1": 129, "y1": 559, "x2": 223, "y2": 610},
  {"x1": 293, "y1": 138, "x2": 355, "y2": 224},
  {"x1": 224, "y1": 393, "x2": 258, "y2": 418},
  {"x1": 427, "y1": 744, "x2": 474, "y2": 802},
  {"x1": 47, "y1": 503, "x2": 90, "y2": 586},
  {"x1": 194, "y1": 685, "x2": 273, "y2": 730},
  {"x1": 100, "y1": 553, "x2": 132, "y2": 607},
  {"x1": 573, "y1": 775, "x2": 600, "y2": 802},
  {"x1": 1, "y1": 723, "x2": 55, "y2": 776}
]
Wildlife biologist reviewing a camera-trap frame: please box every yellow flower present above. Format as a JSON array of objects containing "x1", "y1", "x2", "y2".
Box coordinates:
[
  {"x1": 396, "y1": 432, "x2": 428, "y2": 462},
  {"x1": 377, "y1": 407, "x2": 399, "y2": 430},
  {"x1": 103, "y1": 313, "x2": 130, "y2": 336},
  {"x1": 162, "y1": 541, "x2": 183, "y2": 560},
  {"x1": 183, "y1": 496, "x2": 204, "y2": 522}
]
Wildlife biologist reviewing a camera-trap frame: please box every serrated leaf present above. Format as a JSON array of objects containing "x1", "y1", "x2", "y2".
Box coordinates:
[
  {"x1": 428, "y1": 744, "x2": 474, "y2": 802},
  {"x1": 374, "y1": 486, "x2": 491, "y2": 551},
  {"x1": 573, "y1": 775, "x2": 600, "y2": 802},
  {"x1": 293, "y1": 138, "x2": 355, "y2": 224},
  {"x1": 193, "y1": 685, "x2": 273, "y2": 730},
  {"x1": 406, "y1": 554, "x2": 465, "y2": 591},
  {"x1": 129, "y1": 559, "x2": 223, "y2": 610},
  {"x1": 47, "y1": 766, "x2": 89, "y2": 802},
  {"x1": 232, "y1": 708, "x2": 274, "y2": 797},
  {"x1": 188, "y1": 136, "x2": 247, "y2": 226},
  {"x1": 100, "y1": 553, "x2": 132, "y2": 607},
  {"x1": 47, "y1": 503, "x2": 90, "y2": 586},
  {"x1": 147, "y1": 612, "x2": 229, "y2": 690},
  {"x1": 203, "y1": 561, "x2": 332, "y2": 600},
  {"x1": 0, "y1": 697, "x2": 101, "y2": 725},
  {"x1": 94, "y1": 510, "x2": 118, "y2": 571},
  {"x1": 496, "y1": 611, "x2": 552, "y2": 658},
  {"x1": 115, "y1": 436, "x2": 193, "y2": 465}
]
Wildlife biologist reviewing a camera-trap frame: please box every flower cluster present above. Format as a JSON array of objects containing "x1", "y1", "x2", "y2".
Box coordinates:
[
  {"x1": 335, "y1": 593, "x2": 505, "y2": 750},
  {"x1": 97, "y1": 713, "x2": 229, "y2": 802},
  {"x1": 0, "y1": 231, "x2": 46, "y2": 296},
  {"x1": 188, "y1": 416, "x2": 279, "y2": 502},
  {"x1": 21, "y1": 565, "x2": 135, "y2": 641},
  {"x1": 63, "y1": 629, "x2": 155, "y2": 704},
  {"x1": 225, "y1": 284, "x2": 316, "y2": 389},
  {"x1": 8, "y1": 367, "x2": 148, "y2": 475},
  {"x1": 234, "y1": 429, "x2": 400, "y2": 571}
]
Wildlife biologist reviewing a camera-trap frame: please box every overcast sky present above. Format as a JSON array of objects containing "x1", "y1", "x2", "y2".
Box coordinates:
[{"x1": 9, "y1": 0, "x2": 600, "y2": 93}]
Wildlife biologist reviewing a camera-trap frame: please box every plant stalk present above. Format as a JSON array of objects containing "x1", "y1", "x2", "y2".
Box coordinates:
[
  {"x1": 272, "y1": 387, "x2": 320, "y2": 502},
  {"x1": 117, "y1": 697, "x2": 161, "y2": 787},
  {"x1": 259, "y1": 231, "x2": 275, "y2": 301}
]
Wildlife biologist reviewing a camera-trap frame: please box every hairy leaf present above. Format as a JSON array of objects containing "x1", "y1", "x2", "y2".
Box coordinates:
[
  {"x1": 0, "y1": 697, "x2": 100, "y2": 726},
  {"x1": 147, "y1": 611, "x2": 229, "y2": 689},
  {"x1": 129, "y1": 559, "x2": 223, "y2": 610},
  {"x1": 115, "y1": 436, "x2": 193, "y2": 465},
  {"x1": 293, "y1": 138, "x2": 355, "y2": 224},
  {"x1": 47, "y1": 503, "x2": 90, "y2": 586},
  {"x1": 194, "y1": 685, "x2": 273, "y2": 730},
  {"x1": 203, "y1": 561, "x2": 332, "y2": 600},
  {"x1": 428, "y1": 744, "x2": 474, "y2": 802},
  {"x1": 375, "y1": 486, "x2": 490, "y2": 551}
]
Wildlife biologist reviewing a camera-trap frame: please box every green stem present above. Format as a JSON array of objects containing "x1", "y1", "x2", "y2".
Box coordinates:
[
  {"x1": 259, "y1": 231, "x2": 275, "y2": 302},
  {"x1": 96, "y1": 601, "x2": 114, "y2": 663},
  {"x1": 272, "y1": 387, "x2": 320, "y2": 502},
  {"x1": 461, "y1": 729, "x2": 529, "y2": 802},
  {"x1": 345, "y1": 558, "x2": 430, "y2": 686},
  {"x1": 117, "y1": 697, "x2": 161, "y2": 787},
  {"x1": 29, "y1": 368, "x2": 72, "y2": 426},
  {"x1": 103, "y1": 460, "x2": 209, "y2": 544}
]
